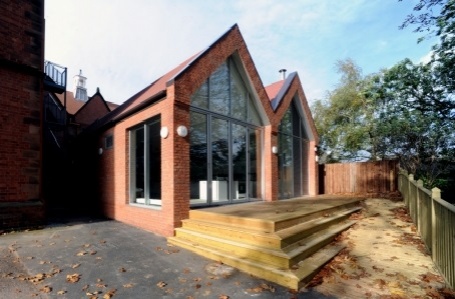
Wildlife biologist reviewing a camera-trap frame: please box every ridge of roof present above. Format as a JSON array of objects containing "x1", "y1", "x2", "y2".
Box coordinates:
[
  {"x1": 92, "y1": 24, "x2": 241, "y2": 129},
  {"x1": 73, "y1": 90, "x2": 112, "y2": 117},
  {"x1": 269, "y1": 72, "x2": 297, "y2": 111},
  {"x1": 265, "y1": 79, "x2": 284, "y2": 101},
  {"x1": 169, "y1": 24, "x2": 239, "y2": 85}
]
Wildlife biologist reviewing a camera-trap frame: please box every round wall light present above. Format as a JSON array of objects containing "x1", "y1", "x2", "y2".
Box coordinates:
[
  {"x1": 272, "y1": 146, "x2": 278, "y2": 154},
  {"x1": 98, "y1": 148, "x2": 103, "y2": 155},
  {"x1": 177, "y1": 125, "x2": 188, "y2": 137},
  {"x1": 160, "y1": 126, "x2": 169, "y2": 138}
]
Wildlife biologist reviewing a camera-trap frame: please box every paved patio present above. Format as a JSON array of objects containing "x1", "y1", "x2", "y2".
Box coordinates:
[{"x1": 0, "y1": 198, "x2": 452, "y2": 298}]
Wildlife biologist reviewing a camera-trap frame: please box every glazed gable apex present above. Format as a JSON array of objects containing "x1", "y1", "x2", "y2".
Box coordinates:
[
  {"x1": 268, "y1": 72, "x2": 319, "y2": 143},
  {"x1": 169, "y1": 24, "x2": 275, "y2": 124}
]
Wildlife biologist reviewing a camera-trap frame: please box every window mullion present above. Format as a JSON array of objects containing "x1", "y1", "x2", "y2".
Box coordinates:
[
  {"x1": 144, "y1": 124, "x2": 150, "y2": 205},
  {"x1": 207, "y1": 115, "x2": 213, "y2": 204}
]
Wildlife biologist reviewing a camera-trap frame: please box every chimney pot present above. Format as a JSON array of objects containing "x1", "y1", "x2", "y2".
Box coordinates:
[{"x1": 279, "y1": 69, "x2": 287, "y2": 80}]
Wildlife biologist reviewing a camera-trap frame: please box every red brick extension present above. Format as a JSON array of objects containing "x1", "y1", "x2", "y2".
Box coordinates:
[{"x1": 97, "y1": 25, "x2": 319, "y2": 237}]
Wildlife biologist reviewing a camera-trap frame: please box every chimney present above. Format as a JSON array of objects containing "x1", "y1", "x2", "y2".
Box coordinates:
[{"x1": 279, "y1": 69, "x2": 287, "y2": 80}]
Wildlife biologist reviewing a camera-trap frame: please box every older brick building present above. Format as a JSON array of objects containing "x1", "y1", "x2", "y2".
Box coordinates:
[
  {"x1": 89, "y1": 25, "x2": 319, "y2": 236},
  {"x1": 0, "y1": 0, "x2": 46, "y2": 228}
]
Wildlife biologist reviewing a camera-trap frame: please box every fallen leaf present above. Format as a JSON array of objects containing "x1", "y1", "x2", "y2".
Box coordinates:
[
  {"x1": 420, "y1": 272, "x2": 444, "y2": 283},
  {"x1": 40, "y1": 286, "x2": 52, "y2": 293},
  {"x1": 123, "y1": 283, "x2": 134, "y2": 288},
  {"x1": 72, "y1": 263, "x2": 81, "y2": 269},
  {"x1": 82, "y1": 285, "x2": 89, "y2": 291},
  {"x1": 66, "y1": 274, "x2": 81, "y2": 283},
  {"x1": 374, "y1": 279, "x2": 386, "y2": 289},
  {"x1": 118, "y1": 267, "x2": 126, "y2": 273},
  {"x1": 103, "y1": 289, "x2": 117, "y2": 299},
  {"x1": 219, "y1": 295, "x2": 230, "y2": 299},
  {"x1": 57, "y1": 290, "x2": 66, "y2": 295},
  {"x1": 157, "y1": 281, "x2": 167, "y2": 288},
  {"x1": 77, "y1": 251, "x2": 87, "y2": 256},
  {"x1": 90, "y1": 250, "x2": 97, "y2": 255},
  {"x1": 246, "y1": 286, "x2": 263, "y2": 293}
]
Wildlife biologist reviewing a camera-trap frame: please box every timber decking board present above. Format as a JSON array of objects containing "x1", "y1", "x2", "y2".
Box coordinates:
[{"x1": 190, "y1": 196, "x2": 363, "y2": 232}]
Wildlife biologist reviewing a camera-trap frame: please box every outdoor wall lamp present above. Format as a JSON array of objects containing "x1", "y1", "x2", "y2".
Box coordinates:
[
  {"x1": 272, "y1": 146, "x2": 278, "y2": 154},
  {"x1": 98, "y1": 148, "x2": 103, "y2": 155},
  {"x1": 177, "y1": 125, "x2": 188, "y2": 137},
  {"x1": 160, "y1": 126, "x2": 169, "y2": 138}
]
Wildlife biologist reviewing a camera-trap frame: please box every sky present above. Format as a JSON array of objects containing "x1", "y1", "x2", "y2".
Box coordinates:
[{"x1": 45, "y1": 0, "x2": 437, "y2": 106}]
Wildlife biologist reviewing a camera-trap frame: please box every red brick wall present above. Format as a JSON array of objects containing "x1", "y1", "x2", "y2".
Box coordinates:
[
  {"x1": 0, "y1": 0, "x2": 45, "y2": 228},
  {"x1": 97, "y1": 99, "x2": 181, "y2": 236}
]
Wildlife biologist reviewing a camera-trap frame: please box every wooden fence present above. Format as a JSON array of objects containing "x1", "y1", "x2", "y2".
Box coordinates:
[
  {"x1": 398, "y1": 169, "x2": 455, "y2": 289},
  {"x1": 319, "y1": 160, "x2": 398, "y2": 195}
]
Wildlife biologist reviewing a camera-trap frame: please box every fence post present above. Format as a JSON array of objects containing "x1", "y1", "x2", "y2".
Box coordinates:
[
  {"x1": 406, "y1": 174, "x2": 414, "y2": 207},
  {"x1": 416, "y1": 180, "x2": 423, "y2": 233},
  {"x1": 431, "y1": 187, "x2": 441, "y2": 261}
]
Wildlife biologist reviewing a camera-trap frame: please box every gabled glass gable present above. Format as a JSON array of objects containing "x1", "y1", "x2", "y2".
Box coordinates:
[
  {"x1": 189, "y1": 56, "x2": 263, "y2": 206},
  {"x1": 191, "y1": 57, "x2": 260, "y2": 126}
]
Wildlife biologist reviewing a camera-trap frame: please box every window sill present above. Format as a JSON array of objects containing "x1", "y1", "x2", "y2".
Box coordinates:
[{"x1": 129, "y1": 202, "x2": 162, "y2": 211}]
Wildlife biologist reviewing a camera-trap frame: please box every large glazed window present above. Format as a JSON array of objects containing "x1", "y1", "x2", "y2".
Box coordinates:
[
  {"x1": 278, "y1": 101, "x2": 309, "y2": 199},
  {"x1": 189, "y1": 56, "x2": 262, "y2": 206},
  {"x1": 129, "y1": 115, "x2": 161, "y2": 205}
]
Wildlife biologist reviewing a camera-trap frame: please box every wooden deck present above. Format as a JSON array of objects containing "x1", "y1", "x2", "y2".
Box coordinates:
[{"x1": 169, "y1": 195, "x2": 364, "y2": 289}]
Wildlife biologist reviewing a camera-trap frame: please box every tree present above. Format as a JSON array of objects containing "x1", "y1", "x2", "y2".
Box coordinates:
[
  {"x1": 312, "y1": 59, "x2": 378, "y2": 162},
  {"x1": 368, "y1": 58, "x2": 455, "y2": 187},
  {"x1": 313, "y1": 57, "x2": 455, "y2": 187},
  {"x1": 400, "y1": 0, "x2": 455, "y2": 113}
]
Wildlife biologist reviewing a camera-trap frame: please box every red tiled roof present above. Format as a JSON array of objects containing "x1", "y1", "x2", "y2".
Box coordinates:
[
  {"x1": 108, "y1": 52, "x2": 201, "y2": 122},
  {"x1": 55, "y1": 91, "x2": 119, "y2": 115},
  {"x1": 55, "y1": 91, "x2": 85, "y2": 115},
  {"x1": 265, "y1": 80, "x2": 284, "y2": 101}
]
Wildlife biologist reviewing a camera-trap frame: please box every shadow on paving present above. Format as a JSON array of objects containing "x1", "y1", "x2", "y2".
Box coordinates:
[{"x1": 1, "y1": 218, "x2": 335, "y2": 299}]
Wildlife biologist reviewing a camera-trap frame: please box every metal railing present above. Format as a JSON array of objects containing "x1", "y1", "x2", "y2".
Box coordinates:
[
  {"x1": 398, "y1": 169, "x2": 455, "y2": 289},
  {"x1": 44, "y1": 60, "x2": 67, "y2": 88}
]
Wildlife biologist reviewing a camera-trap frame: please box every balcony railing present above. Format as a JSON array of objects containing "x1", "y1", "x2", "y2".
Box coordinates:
[{"x1": 44, "y1": 60, "x2": 67, "y2": 93}]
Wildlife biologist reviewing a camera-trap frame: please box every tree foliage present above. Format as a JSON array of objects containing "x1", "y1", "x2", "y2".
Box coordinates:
[
  {"x1": 368, "y1": 59, "x2": 454, "y2": 186},
  {"x1": 312, "y1": 59, "x2": 376, "y2": 162},
  {"x1": 312, "y1": 58, "x2": 455, "y2": 187},
  {"x1": 401, "y1": 0, "x2": 455, "y2": 103}
]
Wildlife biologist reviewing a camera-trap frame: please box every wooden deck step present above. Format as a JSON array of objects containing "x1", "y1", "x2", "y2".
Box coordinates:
[
  {"x1": 189, "y1": 198, "x2": 361, "y2": 233},
  {"x1": 169, "y1": 197, "x2": 363, "y2": 289},
  {"x1": 180, "y1": 206, "x2": 360, "y2": 250},
  {"x1": 172, "y1": 220, "x2": 356, "y2": 268},
  {"x1": 168, "y1": 235, "x2": 345, "y2": 290},
  {"x1": 180, "y1": 218, "x2": 282, "y2": 249}
]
